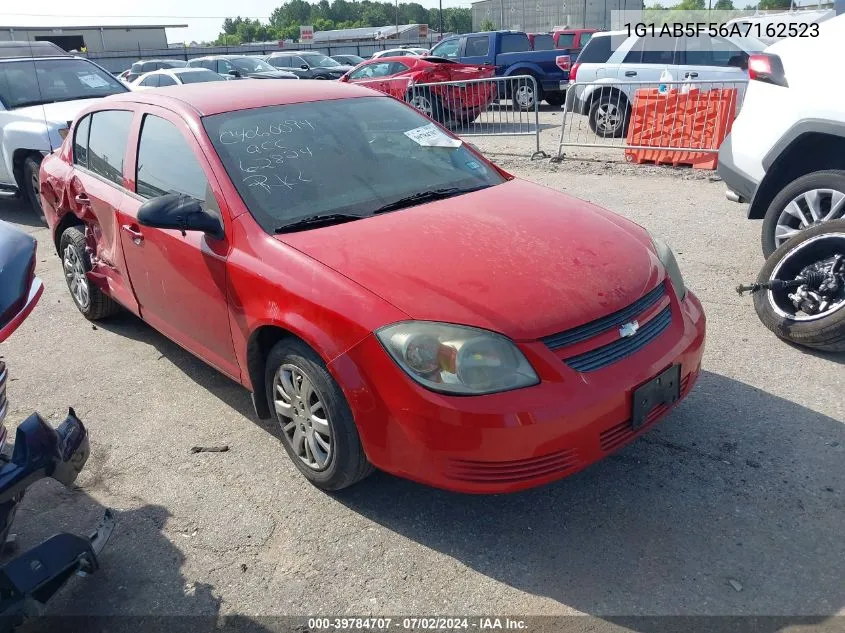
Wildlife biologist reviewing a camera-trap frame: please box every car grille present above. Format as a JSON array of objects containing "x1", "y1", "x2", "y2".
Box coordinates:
[
  {"x1": 564, "y1": 305, "x2": 672, "y2": 373},
  {"x1": 541, "y1": 284, "x2": 666, "y2": 350},
  {"x1": 599, "y1": 372, "x2": 692, "y2": 453},
  {"x1": 0, "y1": 360, "x2": 7, "y2": 425},
  {"x1": 443, "y1": 448, "x2": 581, "y2": 484}
]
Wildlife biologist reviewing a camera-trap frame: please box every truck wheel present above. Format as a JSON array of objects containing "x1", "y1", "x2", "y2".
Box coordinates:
[
  {"x1": 752, "y1": 219, "x2": 845, "y2": 352},
  {"x1": 544, "y1": 92, "x2": 565, "y2": 107},
  {"x1": 59, "y1": 226, "x2": 121, "y2": 321},
  {"x1": 760, "y1": 170, "x2": 845, "y2": 257},
  {"x1": 588, "y1": 94, "x2": 629, "y2": 138},
  {"x1": 265, "y1": 339, "x2": 373, "y2": 491},
  {"x1": 513, "y1": 78, "x2": 542, "y2": 111},
  {"x1": 23, "y1": 156, "x2": 46, "y2": 226}
]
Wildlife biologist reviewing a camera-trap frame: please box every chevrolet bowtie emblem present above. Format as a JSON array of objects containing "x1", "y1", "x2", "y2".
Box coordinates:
[{"x1": 619, "y1": 321, "x2": 640, "y2": 338}]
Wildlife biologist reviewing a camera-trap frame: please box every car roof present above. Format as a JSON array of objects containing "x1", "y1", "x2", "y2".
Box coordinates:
[
  {"x1": 0, "y1": 41, "x2": 68, "y2": 58},
  {"x1": 101, "y1": 79, "x2": 384, "y2": 116}
]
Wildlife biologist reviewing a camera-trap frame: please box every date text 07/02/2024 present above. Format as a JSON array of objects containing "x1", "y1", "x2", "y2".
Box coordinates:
[
  {"x1": 624, "y1": 21, "x2": 820, "y2": 39},
  {"x1": 307, "y1": 617, "x2": 529, "y2": 630}
]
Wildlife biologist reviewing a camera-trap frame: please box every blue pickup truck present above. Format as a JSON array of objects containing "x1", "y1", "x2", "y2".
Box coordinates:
[{"x1": 428, "y1": 30, "x2": 572, "y2": 108}]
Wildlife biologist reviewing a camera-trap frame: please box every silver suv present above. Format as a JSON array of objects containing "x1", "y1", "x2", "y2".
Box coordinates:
[
  {"x1": 568, "y1": 30, "x2": 765, "y2": 137},
  {"x1": 0, "y1": 41, "x2": 127, "y2": 222}
]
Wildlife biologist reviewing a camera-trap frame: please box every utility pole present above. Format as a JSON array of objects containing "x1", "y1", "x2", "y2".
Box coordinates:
[
  {"x1": 439, "y1": 0, "x2": 443, "y2": 38},
  {"x1": 500, "y1": 0, "x2": 505, "y2": 28},
  {"x1": 396, "y1": 0, "x2": 399, "y2": 38}
]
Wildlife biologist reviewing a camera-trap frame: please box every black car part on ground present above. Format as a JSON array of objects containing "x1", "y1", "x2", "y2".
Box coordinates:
[{"x1": 738, "y1": 219, "x2": 845, "y2": 352}]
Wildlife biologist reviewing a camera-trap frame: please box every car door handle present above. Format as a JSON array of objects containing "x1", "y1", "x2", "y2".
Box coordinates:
[
  {"x1": 685, "y1": 72, "x2": 699, "y2": 78},
  {"x1": 121, "y1": 224, "x2": 144, "y2": 244},
  {"x1": 624, "y1": 71, "x2": 638, "y2": 77},
  {"x1": 74, "y1": 193, "x2": 90, "y2": 206}
]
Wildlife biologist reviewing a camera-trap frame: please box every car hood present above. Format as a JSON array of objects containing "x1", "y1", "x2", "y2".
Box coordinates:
[
  {"x1": 275, "y1": 179, "x2": 662, "y2": 340},
  {"x1": 11, "y1": 98, "x2": 104, "y2": 126},
  {"x1": 249, "y1": 70, "x2": 298, "y2": 79}
]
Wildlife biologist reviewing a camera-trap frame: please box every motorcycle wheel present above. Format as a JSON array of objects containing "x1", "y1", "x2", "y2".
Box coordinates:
[{"x1": 753, "y1": 219, "x2": 845, "y2": 352}]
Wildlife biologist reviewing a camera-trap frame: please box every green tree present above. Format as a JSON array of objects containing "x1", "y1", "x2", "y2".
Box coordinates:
[
  {"x1": 757, "y1": 0, "x2": 789, "y2": 8},
  {"x1": 713, "y1": 0, "x2": 735, "y2": 8},
  {"x1": 480, "y1": 18, "x2": 495, "y2": 31}
]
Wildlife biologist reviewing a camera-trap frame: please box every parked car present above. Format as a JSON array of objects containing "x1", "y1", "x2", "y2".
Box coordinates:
[
  {"x1": 264, "y1": 51, "x2": 353, "y2": 79},
  {"x1": 126, "y1": 59, "x2": 187, "y2": 83},
  {"x1": 718, "y1": 14, "x2": 845, "y2": 256},
  {"x1": 553, "y1": 28, "x2": 596, "y2": 52},
  {"x1": 0, "y1": 42, "x2": 128, "y2": 223},
  {"x1": 401, "y1": 47, "x2": 430, "y2": 55},
  {"x1": 569, "y1": 30, "x2": 766, "y2": 137},
  {"x1": 186, "y1": 55, "x2": 297, "y2": 79},
  {"x1": 40, "y1": 80, "x2": 704, "y2": 494},
  {"x1": 371, "y1": 48, "x2": 425, "y2": 59},
  {"x1": 428, "y1": 30, "x2": 572, "y2": 108},
  {"x1": 331, "y1": 54, "x2": 365, "y2": 66},
  {"x1": 340, "y1": 55, "x2": 496, "y2": 126},
  {"x1": 132, "y1": 68, "x2": 227, "y2": 89}
]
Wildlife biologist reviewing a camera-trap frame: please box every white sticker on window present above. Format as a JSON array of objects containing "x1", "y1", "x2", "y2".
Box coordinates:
[
  {"x1": 403, "y1": 123, "x2": 462, "y2": 148},
  {"x1": 78, "y1": 73, "x2": 110, "y2": 88}
]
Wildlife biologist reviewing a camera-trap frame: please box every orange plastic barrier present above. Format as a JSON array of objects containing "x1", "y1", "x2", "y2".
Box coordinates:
[{"x1": 624, "y1": 87, "x2": 739, "y2": 170}]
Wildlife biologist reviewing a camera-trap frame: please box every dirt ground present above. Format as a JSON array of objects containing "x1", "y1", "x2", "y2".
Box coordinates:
[{"x1": 0, "y1": 147, "x2": 843, "y2": 630}]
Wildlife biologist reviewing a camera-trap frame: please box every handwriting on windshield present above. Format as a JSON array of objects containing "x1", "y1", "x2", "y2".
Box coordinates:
[
  {"x1": 219, "y1": 120, "x2": 315, "y2": 145},
  {"x1": 243, "y1": 172, "x2": 312, "y2": 195}
]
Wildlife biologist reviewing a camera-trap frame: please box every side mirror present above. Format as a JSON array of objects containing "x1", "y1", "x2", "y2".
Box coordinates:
[
  {"x1": 227, "y1": 69, "x2": 241, "y2": 77},
  {"x1": 137, "y1": 194, "x2": 224, "y2": 240}
]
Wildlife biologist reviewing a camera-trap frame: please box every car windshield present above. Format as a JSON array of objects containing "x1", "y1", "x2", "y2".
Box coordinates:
[
  {"x1": 203, "y1": 96, "x2": 505, "y2": 233},
  {"x1": 302, "y1": 53, "x2": 341, "y2": 68},
  {"x1": 0, "y1": 58, "x2": 127, "y2": 109},
  {"x1": 177, "y1": 69, "x2": 225, "y2": 84},
  {"x1": 232, "y1": 57, "x2": 276, "y2": 73}
]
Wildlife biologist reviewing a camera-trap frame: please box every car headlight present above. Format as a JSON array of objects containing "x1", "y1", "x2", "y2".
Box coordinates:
[
  {"x1": 376, "y1": 321, "x2": 539, "y2": 395},
  {"x1": 650, "y1": 233, "x2": 687, "y2": 300}
]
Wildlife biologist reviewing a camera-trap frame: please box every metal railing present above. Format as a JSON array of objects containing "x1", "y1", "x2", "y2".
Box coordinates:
[
  {"x1": 351, "y1": 74, "x2": 545, "y2": 156},
  {"x1": 556, "y1": 79, "x2": 748, "y2": 162}
]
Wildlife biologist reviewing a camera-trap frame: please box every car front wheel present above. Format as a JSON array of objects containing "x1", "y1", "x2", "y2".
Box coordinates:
[
  {"x1": 761, "y1": 170, "x2": 845, "y2": 257},
  {"x1": 23, "y1": 156, "x2": 46, "y2": 226},
  {"x1": 265, "y1": 339, "x2": 373, "y2": 491},
  {"x1": 60, "y1": 226, "x2": 121, "y2": 320}
]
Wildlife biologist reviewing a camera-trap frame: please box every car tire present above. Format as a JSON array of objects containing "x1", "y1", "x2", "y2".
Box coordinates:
[
  {"x1": 544, "y1": 92, "x2": 565, "y2": 107},
  {"x1": 513, "y1": 77, "x2": 542, "y2": 111},
  {"x1": 23, "y1": 156, "x2": 46, "y2": 226},
  {"x1": 752, "y1": 219, "x2": 845, "y2": 352},
  {"x1": 408, "y1": 90, "x2": 446, "y2": 124},
  {"x1": 760, "y1": 170, "x2": 845, "y2": 257},
  {"x1": 59, "y1": 226, "x2": 121, "y2": 321},
  {"x1": 588, "y1": 93, "x2": 629, "y2": 138},
  {"x1": 264, "y1": 338, "x2": 373, "y2": 491}
]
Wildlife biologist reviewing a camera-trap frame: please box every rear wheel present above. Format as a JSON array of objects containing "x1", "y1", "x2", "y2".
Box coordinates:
[
  {"x1": 513, "y1": 77, "x2": 542, "y2": 111},
  {"x1": 59, "y1": 226, "x2": 121, "y2": 321},
  {"x1": 23, "y1": 156, "x2": 46, "y2": 226},
  {"x1": 588, "y1": 94, "x2": 629, "y2": 138},
  {"x1": 408, "y1": 90, "x2": 446, "y2": 124}
]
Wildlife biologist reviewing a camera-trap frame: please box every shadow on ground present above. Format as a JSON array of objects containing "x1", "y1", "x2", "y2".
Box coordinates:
[{"x1": 332, "y1": 370, "x2": 845, "y2": 625}]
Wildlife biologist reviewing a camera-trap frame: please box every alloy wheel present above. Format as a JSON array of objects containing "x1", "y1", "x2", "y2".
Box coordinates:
[
  {"x1": 409, "y1": 94, "x2": 433, "y2": 117},
  {"x1": 595, "y1": 103, "x2": 622, "y2": 134},
  {"x1": 63, "y1": 244, "x2": 90, "y2": 310},
  {"x1": 273, "y1": 364, "x2": 332, "y2": 470},
  {"x1": 514, "y1": 84, "x2": 535, "y2": 109},
  {"x1": 774, "y1": 188, "x2": 845, "y2": 249}
]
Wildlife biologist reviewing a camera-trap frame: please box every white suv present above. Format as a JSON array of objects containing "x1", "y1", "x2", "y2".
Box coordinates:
[
  {"x1": 718, "y1": 15, "x2": 845, "y2": 256},
  {"x1": 569, "y1": 30, "x2": 765, "y2": 137}
]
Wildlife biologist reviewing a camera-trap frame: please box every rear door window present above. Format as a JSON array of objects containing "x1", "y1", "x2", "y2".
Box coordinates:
[
  {"x1": 501, "y1": 33, "x2": 529, "y2": 53},
  {"x1": 576, "y1": 35, "x2": 612, "y2": 63},
  {"x1": 158, "y1": 74, "x2": 177, "y2": 86},
  {"x1": 87, "y1": 110, "x2": 133, "y2": 186}
]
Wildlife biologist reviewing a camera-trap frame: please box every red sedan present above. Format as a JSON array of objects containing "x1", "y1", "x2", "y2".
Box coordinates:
[
  {"x1": 39, "y1": 81, "x2": 705, "y2": 494},
  {"x1": 340, "y1": 56, "x2": 496, "y2": 126}
]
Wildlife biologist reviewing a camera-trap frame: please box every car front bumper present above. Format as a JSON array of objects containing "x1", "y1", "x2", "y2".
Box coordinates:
[{"x1": 331, "y1": 290, "x2": 706, "y2": 494}]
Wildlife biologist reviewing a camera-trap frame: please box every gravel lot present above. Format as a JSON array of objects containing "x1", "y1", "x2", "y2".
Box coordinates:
[{"x1": 1, "y1": 149, "x2": 843, "y2": 629}]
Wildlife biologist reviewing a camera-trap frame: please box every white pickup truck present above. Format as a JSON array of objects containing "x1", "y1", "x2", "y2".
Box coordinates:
[{"x1": 0, "y1": 41, "x2": 128, "y2": 223}]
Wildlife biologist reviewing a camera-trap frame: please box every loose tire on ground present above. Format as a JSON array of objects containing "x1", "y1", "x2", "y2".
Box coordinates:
[
  {"x1": 23, "y1": 156, "x2": 46, "y2": 226},
  {"x1": 264, "y1": 338, "x2": 373, "y2": 491},
  {"x1": 752, "y1": 219, "x2": 845, "y2": 352},
  {"x1": 59, "y1": 226, "x2": 121, "y2": 321},
  {"x1": 760, "y1": 170, "x2": 845, "y2": 257}
]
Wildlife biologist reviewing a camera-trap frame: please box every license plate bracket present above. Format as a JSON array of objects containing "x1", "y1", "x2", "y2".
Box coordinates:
[{"x1": 631, "y1": 365, "x2": 681, "y2": 430}]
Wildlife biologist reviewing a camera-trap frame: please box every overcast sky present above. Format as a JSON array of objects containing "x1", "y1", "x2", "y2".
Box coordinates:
[{"x1": 3, "y1": 0, "x2": 474, "y2": 43}]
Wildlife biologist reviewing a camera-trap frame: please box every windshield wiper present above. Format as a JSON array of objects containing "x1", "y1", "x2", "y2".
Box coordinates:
[
  {"x1": 274, "y1": 213, "x2": 366, "y2": 234},
  {"x1": 373, "y1": 186, "x2": 490, "y2": 215}
]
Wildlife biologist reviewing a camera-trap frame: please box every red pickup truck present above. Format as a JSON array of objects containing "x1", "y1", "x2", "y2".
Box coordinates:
[{"x1": 552, "y1": 28, "x2": 597, "y2": 51}]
